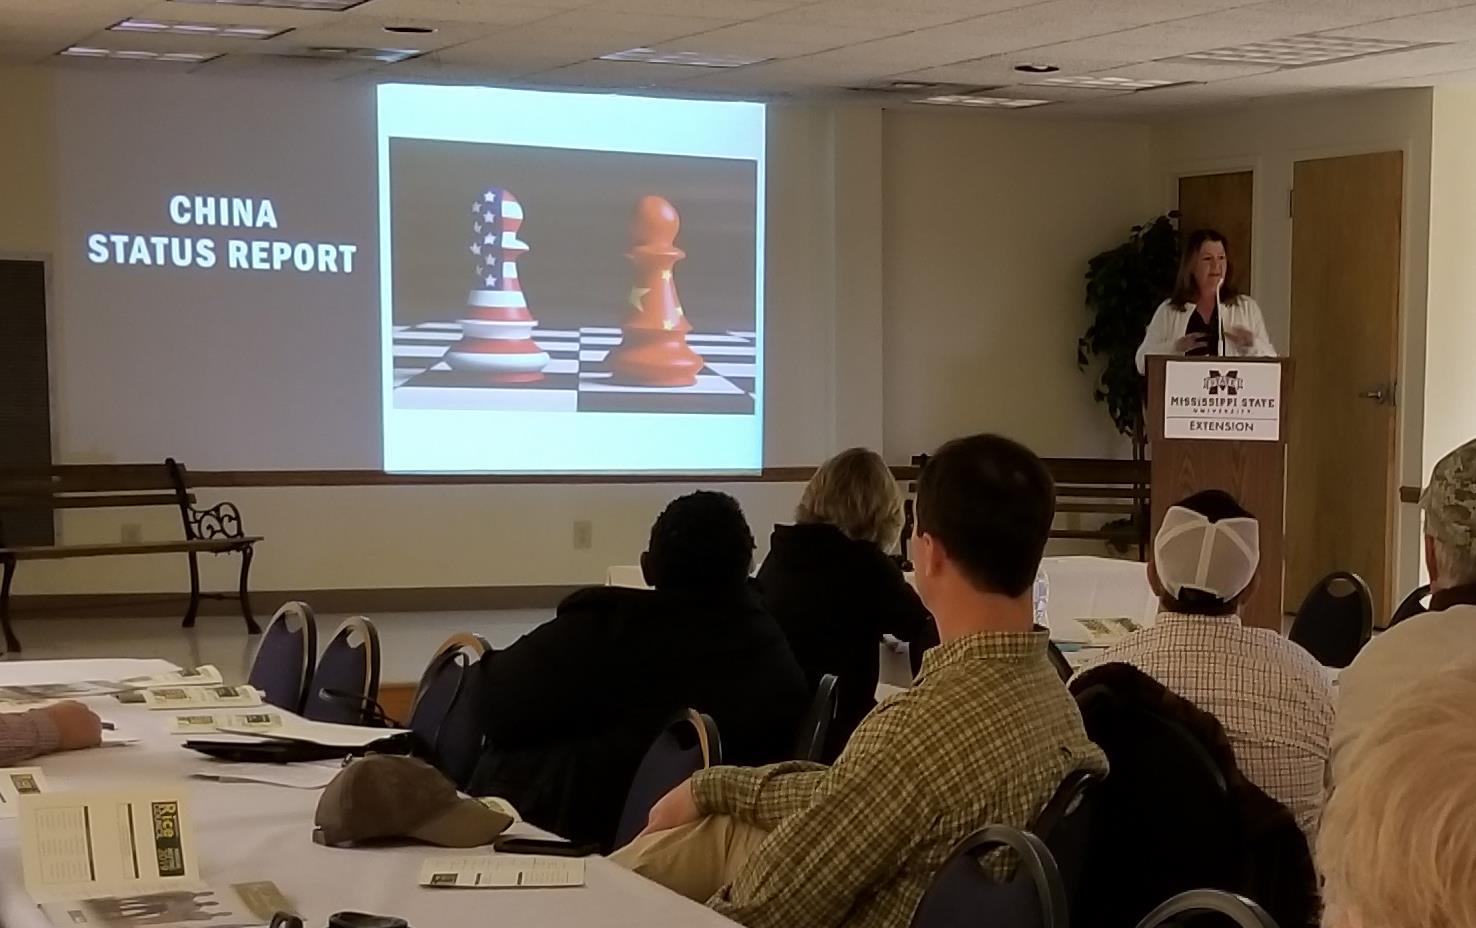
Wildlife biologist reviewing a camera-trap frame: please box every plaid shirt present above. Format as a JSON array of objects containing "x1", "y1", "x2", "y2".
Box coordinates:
[
  {"x1": 691, "y1": 629, "x2": 1106, "y2": 928},
  {"x1": 1089, "y1": 612, "x2": 1334, "y2": 840}
]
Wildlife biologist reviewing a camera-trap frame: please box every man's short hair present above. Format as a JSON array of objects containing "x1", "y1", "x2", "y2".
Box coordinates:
[
  {"x1": 1318, "y1": 661, "x2": 1476, "y2": 928},
  {"x1": 645, "y1": 491, "x2": 755, "y2": 592},
  {"x1": 915, "y1": 434, "x2": 1054, "y2": 598},
  {"x1": 1159, "y1": 489, "x2": 1254, "y2": 617}
]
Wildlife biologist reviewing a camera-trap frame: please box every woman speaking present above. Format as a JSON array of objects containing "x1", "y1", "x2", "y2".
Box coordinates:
[{"x1": 1135, "y1": 228, "x2": 1276, "y2": 374}]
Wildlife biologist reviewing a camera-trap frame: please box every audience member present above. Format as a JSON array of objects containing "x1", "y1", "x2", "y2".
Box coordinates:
[
  {"x1": 756, "y1": 447, "x2": 936, "y2": 757},
  {"x1": 0, "y1": 701, "x2": 102, "y2": 764},
  {"x1": 467, "y1": 491, "x2": 807, "y2": 850},
  {"x1": 1319, "y1": 660, "x2": 1476, "y2": 928},
  {"x1": 1083, "y1": 490, "x2": 1333, "y2": 840},
  {"x1": 1333, "y1": 437, "x2": 1476, "y2": 782},
  {"x1": 613, "y1": 434, "x2": 1106, "y2": 928}
]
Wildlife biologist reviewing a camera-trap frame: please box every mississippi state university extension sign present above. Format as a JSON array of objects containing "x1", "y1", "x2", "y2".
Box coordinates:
[{"x1": 1163, "y1": 360, "x2": 1281, "y2": 441}]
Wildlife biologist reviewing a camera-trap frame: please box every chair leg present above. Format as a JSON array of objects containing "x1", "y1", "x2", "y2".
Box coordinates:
[
  {"x1": 182, "y1": 550, "x2": 201, "y2": 629},
  {"x1": 238, "y1": 546, "x2": 260, "y2": 635},
  {"x1": 1, "y1": 557, "x2": 20, "y2": 653}
]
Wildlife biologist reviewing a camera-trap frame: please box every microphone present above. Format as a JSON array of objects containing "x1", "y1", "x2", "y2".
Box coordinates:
[{"x1": 317, "y1": 687, "x2": 399, "y2": 728}]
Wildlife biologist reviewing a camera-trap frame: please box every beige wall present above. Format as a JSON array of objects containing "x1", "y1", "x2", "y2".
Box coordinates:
[
  {"x1": 1425, "y1": 89, "x2": 1476, "y2": 485},
  {"x1": 881, "y1": 109, "x2": 1152, "y2": 461},
  {"x1": 0, "y1": 67, "x2": 53, "y2": 255},
  {"x1": 1150, "y1": 88, "x2": 1435, "y2": 600}
]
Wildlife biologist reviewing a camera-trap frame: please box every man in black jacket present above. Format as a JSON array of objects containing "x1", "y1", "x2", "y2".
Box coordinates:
[{"x1": 468, "y1": 491, "x2": 808, "y2": 850}]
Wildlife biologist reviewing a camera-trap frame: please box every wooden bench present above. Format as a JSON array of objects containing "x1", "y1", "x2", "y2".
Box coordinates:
[
  {"x1": 0, "y1": 459, "x2": 262, "y2": 652},
  {"x1": 897, "y1": 456, "x2": 1150, "y2": 562}
]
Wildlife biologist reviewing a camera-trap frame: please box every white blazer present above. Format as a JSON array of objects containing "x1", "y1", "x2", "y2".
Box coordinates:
[{"x1": 1134, "y1": 295, "x2": 1277, "y2": 374}]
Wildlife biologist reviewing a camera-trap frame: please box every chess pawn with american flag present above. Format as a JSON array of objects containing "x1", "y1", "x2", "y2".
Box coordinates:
[
  {"x1": 443, "y1": 187, "x2": 550, "y2": 383},
  {"x1": 608, "y1": 195, "x2": 704, "y2": 387}
]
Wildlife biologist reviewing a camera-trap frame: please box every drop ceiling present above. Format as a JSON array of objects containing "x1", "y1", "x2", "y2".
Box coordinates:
[{"x1": 6, "y1": 0, "x2": 1476, "y2": 116}]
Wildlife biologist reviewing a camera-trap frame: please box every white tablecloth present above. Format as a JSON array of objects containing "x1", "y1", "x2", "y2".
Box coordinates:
[{"x1": 0, "y1": 660, "x2": 735, "y2": 928}]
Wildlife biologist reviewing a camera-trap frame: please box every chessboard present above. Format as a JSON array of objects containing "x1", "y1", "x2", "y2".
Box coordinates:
[{"x1": 392, "y1": 322, "x2": 757, "y2": 415}]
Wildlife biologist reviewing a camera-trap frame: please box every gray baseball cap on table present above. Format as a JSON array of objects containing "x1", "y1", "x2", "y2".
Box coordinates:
[
  {"x1": 314, "y1": 755, "x2": 511, "y2": 848},
  {"x1": 1423, "y1": 437, "x2": 1476, "y2": 553}
]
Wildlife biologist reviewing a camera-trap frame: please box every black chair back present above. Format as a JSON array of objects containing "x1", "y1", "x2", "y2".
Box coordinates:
[
  {"x1": 1046, "y1": 641, "x2": 1073, "y2": 683},
  {"x1": 303, "y1": 616, "x2": 381, "y2": 724},
  {"x1": 1136, "y1": 889, "x2": 1280, "y2": 928},
  {"x1": 247, "y1": 601, "x2": 317, "y2": 713},
  {"x1": 1031, "y1": 768, "x2": 1100, "y2": 910},
  {"x1": 793, "y1": 673, "x2": 839, "y2": 762},
  {"x1": 1288, "y1": 571, "x2": 1373, "y2": 668},
  {"x1": 409, "y1": 633, "x2": 493, "y2": 789},
  {"x1": 1388, "y1": 583, "x2": 1431, "y2": 627},
  {"x1": 909, "y1": 825, "x2": 1069, "y2": 928},
  {"x1": 1071, "y1": 682, "x2": 1237, "y2": 928},
  {"x1": 614, "y1": 710, "x2": 720, "y2": 850}
]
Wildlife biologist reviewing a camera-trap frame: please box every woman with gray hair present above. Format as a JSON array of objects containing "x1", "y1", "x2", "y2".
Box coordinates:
[
  {"x1": 756, "y1": 448, "x2": 936, "y2": 759},
  {"x1": 1318, "y1": 660, "x2": 1476, "y2": 928}
]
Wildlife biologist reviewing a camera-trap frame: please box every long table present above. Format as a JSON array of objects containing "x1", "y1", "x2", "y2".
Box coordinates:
[{"x1": 0, "y1": 659, "x2": 737, "y2": 928}]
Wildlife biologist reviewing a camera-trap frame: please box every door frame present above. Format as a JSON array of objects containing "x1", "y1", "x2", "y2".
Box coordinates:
[{"x1": 1162, "y1": 133, "x2": 1425, "y2": 616}]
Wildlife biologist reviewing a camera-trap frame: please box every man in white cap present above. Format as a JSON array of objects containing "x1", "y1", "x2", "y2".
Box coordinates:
[
  {"x1": 1085, "y1": 489, "x2": 1334, "y2": 842},
  {"x1": 1331, "y1": 436, "x2": 1476, "y2": 784}
]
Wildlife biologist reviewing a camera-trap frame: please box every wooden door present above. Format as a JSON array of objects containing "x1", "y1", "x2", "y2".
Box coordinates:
[
  {"x1": 1178, "y1": 171, "x2": 1254, "y2": 286},
  {"x1": 1286, "y1": 152, "x2": 1402, "y2": 619}
]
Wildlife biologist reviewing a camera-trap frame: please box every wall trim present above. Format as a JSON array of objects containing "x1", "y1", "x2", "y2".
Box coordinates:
[{"x1": 9, "y1": 585, "x2": 581, "y2": 620}]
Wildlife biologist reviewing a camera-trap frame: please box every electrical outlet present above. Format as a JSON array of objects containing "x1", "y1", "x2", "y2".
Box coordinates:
[
  {"x1": 572, "y1": 520, "x2": 593, "y2": 551},
  {"x1": 121, "y1": 523, "x2": 143, "y2": 544}
]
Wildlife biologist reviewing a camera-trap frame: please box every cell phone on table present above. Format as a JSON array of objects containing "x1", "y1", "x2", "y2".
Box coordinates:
[{"x1": 493, "y1": 835, "x2": 599, "y2": 857}]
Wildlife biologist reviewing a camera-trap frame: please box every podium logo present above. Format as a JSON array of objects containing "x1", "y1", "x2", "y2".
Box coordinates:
[{"x1": 1203, "y1": 369, "x2": 1244, "y2": 396}]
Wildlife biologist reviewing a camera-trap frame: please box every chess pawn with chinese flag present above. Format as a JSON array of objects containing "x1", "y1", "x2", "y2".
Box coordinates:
[
  {"x1": 608, "y1": 195, "x2": 704, "y2": 387},
  {"x1": 443, "y1": 187, "x2": 549, "y2": 383}
]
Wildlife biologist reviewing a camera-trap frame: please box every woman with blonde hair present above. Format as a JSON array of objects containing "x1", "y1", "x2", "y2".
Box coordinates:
[
  {"x1": 1318, "y1": 660, "x2": 1476, "y2": 928},
  {"x1": 756, "y1": 448, "x2": 936, "y2": 759}
]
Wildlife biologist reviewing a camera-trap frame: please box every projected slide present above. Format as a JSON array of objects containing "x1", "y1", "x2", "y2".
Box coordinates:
[{"x1": 378, "y1": 85, "x2": 765, "y2": 473}]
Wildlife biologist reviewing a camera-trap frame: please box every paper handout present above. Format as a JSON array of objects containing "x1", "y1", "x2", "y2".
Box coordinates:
[
  {"x1": 20, "y1": 790, "x2": 199, "y2": 904},
  {"x1": 418, "y1": 854, "x2": 585, "y2": 889},
  {"x1": 142, "y1": 687, "x2": 264, "y2": 711}
]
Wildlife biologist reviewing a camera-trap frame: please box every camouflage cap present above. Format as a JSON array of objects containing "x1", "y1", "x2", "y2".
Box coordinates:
[{"x1": 1422, "y1": 438, "x2": 1476, "y2": 552}]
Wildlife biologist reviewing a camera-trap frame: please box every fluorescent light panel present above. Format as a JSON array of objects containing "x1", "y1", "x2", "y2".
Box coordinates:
[
  {"x1": 1183, "y1": 34, "x2": 1429, "y2": 67},
  {"x1": 112, "y1": 18, "x2": 287, "y2": 39},
  {"x1": 917, "y1": 94, "x2": 1051, "y2": 108},
  {"x1": 600, "y1": 47, "x2": 768, "y2": 68},
  {"x1": 61, "y1": 46, "x2": 218, "y2": 62},
  {"x1": 303, "y1": 46, "x2": 420, "y2": 62},
  {"x1": 1030, "y1": 75, "x2": 1178, "y2": 91},
  {"x1": 168, "y1": 0, "x2": 368, "y2": 10}
]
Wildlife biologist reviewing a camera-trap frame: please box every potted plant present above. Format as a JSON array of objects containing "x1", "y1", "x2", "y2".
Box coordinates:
[
  {"x1": 1077, "y1": 213, "x2": 1179, "y2": 552},
  {"x1": 1077, "y1": 212, "x2": 1180, "y2": 437}
]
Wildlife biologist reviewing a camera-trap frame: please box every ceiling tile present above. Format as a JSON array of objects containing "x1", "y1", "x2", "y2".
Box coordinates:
[
  {"x1": 591, "y1": 0, "x2": 803, "y2": 16},
  {"x1": 653, "y1": 21, "x2": 898, "y2": 59},
  {"x1": 278, "y1": 14, "x2": 496, "y2": 51},
  {"x1": 1334, "y1": 5, "x2": 1476, "y2": 42},
  {"x1": 756, "y1": 0, "x2": 1031, "y2": 30},
  {"x1": 527, "y1": 56, "x2": 707, "y2": 86},
  {"x1": 197, "y1": 50, "x2": 380, "y2": 78},
  {"x1": 354, "y1": 0, "x2": 561, "y2": 24},
  {"x1": 894, "y1": 52, "x2": 1130, "y2": 86}
]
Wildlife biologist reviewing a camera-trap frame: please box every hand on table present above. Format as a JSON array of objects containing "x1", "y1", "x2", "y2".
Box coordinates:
[
  {"x1": 46, "y1": 701, "x2": 103, "y2": 751},
  {"x1": 1223, "y1": 325, "x2": 1255, "y2": 348},
  {"x1": 639, "y1": 778, "x2": 699, "y2": 838},
  {"x1": 1172, "y1": 333, "x2": 1208, "y2": 354}
]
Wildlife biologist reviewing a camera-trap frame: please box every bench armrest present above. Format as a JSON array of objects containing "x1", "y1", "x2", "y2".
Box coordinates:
[{"x1": 188, "y1": 500, "x2": 246, "y2": 541}]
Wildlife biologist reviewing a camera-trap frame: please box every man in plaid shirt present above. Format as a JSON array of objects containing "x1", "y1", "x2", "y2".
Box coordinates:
[{"x1": 614, "y1": 434, "x2": 1106, "y2": 928}]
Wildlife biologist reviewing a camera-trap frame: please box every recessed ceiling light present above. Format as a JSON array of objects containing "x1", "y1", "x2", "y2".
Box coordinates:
[
  {"x1": 168, "y1": 0, "x2": 369, "y2": 10},
  {"x1": 384, "y1": 24, "x2": 435, "y2": 35},
  {"x1": 917, "y1": 94, "x2": 1051, "y2": 108},
  {"x1": 112, "y1": 18, "x2": 288, "y2": 39},
  {"x1": 599, "y1": 47, "x2": 768, "y2": 68},
  {"x1": 1014, "y1": 63, "x2": 1059, "y2": 74},
  {"x1": 60, "y1": 45, "x2": 218, "y2": 62},
  {"x1": 301, "y1": 45, "x2": 421, "y2": 62},
  {"x1": 1182, "y1": 34, "x2": 1434, "y2": 67},
  {"x1": 1029, "y1": 75, "x2": 1180, "y2": 91}
]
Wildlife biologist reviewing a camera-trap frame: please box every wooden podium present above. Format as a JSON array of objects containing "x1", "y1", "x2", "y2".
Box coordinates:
[{"x1": 1146, "y1": 356, "x2": 1293, "y2": 631}]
